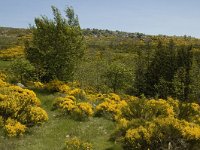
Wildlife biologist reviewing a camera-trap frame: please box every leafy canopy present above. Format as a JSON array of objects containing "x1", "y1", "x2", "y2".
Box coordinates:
[{"x1": 25, "y1": 6, "x2": 85, "y2": 82}]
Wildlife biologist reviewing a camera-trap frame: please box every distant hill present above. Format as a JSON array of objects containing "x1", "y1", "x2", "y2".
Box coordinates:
[
  {"x1": 1, "y1": 26, "x2": 200, "y2": 52},
  {"x1": 0, "y1": 27, "x2": 30, "y2": 49}
]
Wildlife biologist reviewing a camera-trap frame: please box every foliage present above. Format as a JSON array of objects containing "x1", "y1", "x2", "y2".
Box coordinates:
[
  {"x1": 65, "y1": 136, "x2": 93, "y2": 150},
  {"x1": 0, "y1": 72, "x2": 7, "y2": 81},
  {"x1": 123, "y1": 117, "x2": 200, "y2": 150},
  {"x1": 95, "y1": 93, "x2": 127, "y2": 120},
  {"x1": 28, "y1": 106, "x2": 49, "y2": 125},
  {"x1": 0, "y1": 79, "x2": 48, "y2": 136},
  {"x1": 10, "y1": 58, "x2": 35, "y2": 83},
  {"x1": 73, "y1": 102, "x2": 94, "y2": 120},
  {"x1": 53, "y1": 96, "x2": 93, "y2": 120},
  {"x1": 0, "y1": 115, "x2": 3, "y2": 127},
  {"x1": 32, "y1": 81, "x2": 45, "y2": 89},
  {"x1": 4, "y1": 118, "x2": 26, "y2": 137},
  {"x1": 179, "y1": 102, "x2": 200, "y2": 124},
  {"x1": 2, "y1": 20, "x2": 200, "y2": 149},
  {"x1": 49, "y1": 81, "x2": 200, "y2": 149},
  {"x1": 53, "y1": 96, "x2": 76, "y2": 114},
  {"x1": 144, "y1": 40, "x2": 177, "y2": 97},
  {"x1": 103, "y1": 62, "x2": 133, "y2": 93},
  {"x1": 45, "y1": 80, "x2": 87, "y2": 100},
  {"x1": 45, "y1": 80, "x2": 65, "y2": 92},
  {"x1": 25, "y1": 6, "x2": 85, "y2": 82},
  {"x1": 112, "y1": 96, "x2": 200, "y2": 149},
  {"x1": 0, "y1": 46, "x2": 24, "y2": 60}
]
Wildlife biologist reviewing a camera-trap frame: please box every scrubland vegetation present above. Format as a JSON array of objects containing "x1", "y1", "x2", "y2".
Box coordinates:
[{"x1": 0, "y1": 6, "x2": 200, "y2": 150}]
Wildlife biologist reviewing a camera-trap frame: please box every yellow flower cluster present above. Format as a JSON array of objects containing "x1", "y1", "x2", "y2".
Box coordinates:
[
  {"x1": 53, "y1": 96, "x2": 93, "y2": 120},
  {"x1": 45, "y1": 80, "x2": 87, "y2": 100},
  {"x1": 125, "y1": 126, "x2": 151, "y2": 146},
  {"x1": 65, "y1": 136, "x2": 93, "y2": 150},
  {"x1": 145, "y1": 99, "x2": 175, "y2": 118},
  {"x1": 4, "y1": 118, "x2": 26, "y2": 137},
  {"x1": 0, "y1": 116, "x2": 3, "y2": 127},
  {"x1": 0, "y1": 72, "x2": 7, "y2": 81},
  {"x1": 166, "y1": 97, "x2": 180, "y2": 115},
  {"x1": 0, "y1": 79, "x2": 48, "y2": 136},
  {"x1": 45, "y1": 80, "x2": 64, "y2": 92},
  {"x1": 122, "y1": 96, "x2": 178, "y2": 121},
  {"x1": 180, "y1": 102, "x2": 200, "y2": 124},
  {"x1": 69, "y1": 88, "x2": 87, "y2": 100},
  {"x1": 95, "y1": 93, "x2": 127, "y2": 120},
  {"x1": 86, "y1": 93, "x2": 105, "y2": 103},
  {"x1": 117, "y1": 118, "x2": 129, "y2": 129},
  {"x1": 0, "y1": 78, "x2": 8, "y2": 87},
  {"x1": 28, "y1": 106, "x2": 48, "y2": 125},
  {"x1": 124, "y1": 117, "x2": 200, "y2": 149},
  {"x1": 53, "y1": 96, "x2": 76, "y2": 113},
  {"x1": 58, "y1": 84, "x2": 71, "y2": 93},
  {"x1": 112, "y1": 96, "x2": 200, "y2": 149},
  {"x1": 33, "y1": 81, "x2": 45, "y2": 89},
  {"x1": 74, "y1": 102, "x2": 94, "y2": 119},
  {"x1": 45, "y1": 79, "x2": 200, "y2": 149},
  {"x1": 53, "y1": 87, "x2": 127, "y2": 121},
  {"x1": 0, "y1": 46, "x2": 24, "y2": 60}
]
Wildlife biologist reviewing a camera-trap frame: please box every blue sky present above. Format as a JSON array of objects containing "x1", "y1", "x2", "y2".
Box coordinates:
[{"x1": 1, "y1": 0, "x2": 200, "y2": 37}]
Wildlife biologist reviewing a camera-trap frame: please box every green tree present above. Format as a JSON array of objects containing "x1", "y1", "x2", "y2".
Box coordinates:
[
  {"x1": 104, "y1": 62, "x2": 132, "y2": 93},
  {"x1": 189, "y1": 50, "x2": 200, "y2": 102},
  {"x1": 144, "y1": 40, "x2": 177, "y2": 98},
  {"x1": 74, "y1": 51, "x2": 109, "y2": 92},
  {"x1": 10, "y1": 58, "x2": 35, "y2": 83},
  {"x1": 173, "y1": 67, "x2": 186, "y2": 101},
  {"x1": 174, "y1": 45, "x2": 193, "y2": 101},
  {"x1": 134, "y1": 50, "x2": 147, "y2": 96},
  {"x1": 145, "y1": 41, "x2": 166, "y2": 96},
  {"x1": 25, "y1": 6, "x2": 85, "y2": 82}
]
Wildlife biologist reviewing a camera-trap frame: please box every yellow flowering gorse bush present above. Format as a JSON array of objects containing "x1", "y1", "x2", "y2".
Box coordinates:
[
  {"x1": 123, "y1": 117, "x2": 200, "y2": 149},
  {"x1": 0, "y1": 46, "x2": 24, "y2": 60},
  {"x1": 0, "y1": 72, "x2": 7, "y2": 81},
  {"x1": 46, "y1": 79, "x2": 200, "y2": 149},
  {"x1": 73, "y1": 102, "x2": 94, "y2": 119},
  {"x1": 53, "y1": 96, "x2": 93, "y2": 120},
  {"x1": 53, "y1": 96, "x2": 76, "y2": 114},
  {"x1": 0, "y1": 78, "x2": 48, "y2": 136},
  {"x1": 4, "y1": 118, "x2": 26, "y2": 137},
  {"x1": 33, "y1": 81, "x2": 45, "y2": 89},
  {"x1": 65, "y1": 136, "x2": 93, "y2": 150},
  {"x1": 96, "y1": 98, "x2": 127, "y2": 120},
  {"x1": 179, "y1": 102, "x2": 200, "y2": 124},
  {"x1": 45, "y1": 80, "x2": 64, "y2": 92},
  {"x1": 113, "y1": 96, "x2": 200, "y2": 150},
  {"x1": 93, "y1": 93, "x2": 128, "y2": 120}
]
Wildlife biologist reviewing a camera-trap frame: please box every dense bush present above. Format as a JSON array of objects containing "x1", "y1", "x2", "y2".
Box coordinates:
[
  {"x1": 121, "y1": 97, "x2": 176, "y2": 121},
  {"x1": 0, "y1": 76, "x2": 48, "y2": 136},
  {"x1": 53, "y1": 96, "x2": 76, "y2": 114},
  {"x1": 53, "y1": 96, "x2": 93, "y2": 120},
  {"x1": 10, "y1": 58, "x2": 35, "y2": 83},
  {"x1": 179, "y1": 102, "x2": 200, "y2": 124},
  {"x1": 45, "y1": 79, "x2": 200, "y2": 149},
  {"x1": 45, "y1": 80, "x2": 65, "y2": 92},
  {"x1": 25, "y1": 6, "x2": 85, "y2": 82},
  {"x1": 73, "y1": 102, "x2": 94, "y2": 120},
  {"x1": 123, "y1": 117, "x2": 200, "y2": 150},
  {"x1": 4, "y1": 118, "x2": 26, "y2": 137},
  {"x1": 0, "y1": 46, "x2": 24, "y2": 60},
  {"x1": 65, "y1": 136, "x2": 93, "y2": 150},
  {"x1": 95, "y1": 93, "x2": 127, "y2": 120},
  {"x1": 112, "y1": 96, "x2": 200, "y2": 149}
]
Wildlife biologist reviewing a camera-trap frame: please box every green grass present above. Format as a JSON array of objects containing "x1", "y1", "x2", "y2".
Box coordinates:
[{"x1": 0, "y1": 90, "x2": 122, "y2": 150}]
